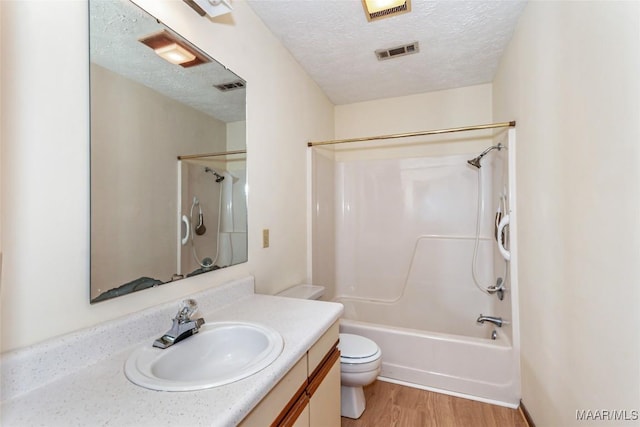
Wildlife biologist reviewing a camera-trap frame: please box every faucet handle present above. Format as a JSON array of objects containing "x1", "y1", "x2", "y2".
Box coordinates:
[{"x1": 176, "y1": 299, "x2": 199, "y2": 321}]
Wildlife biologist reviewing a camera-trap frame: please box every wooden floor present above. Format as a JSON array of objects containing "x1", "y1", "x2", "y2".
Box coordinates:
[{"x1": 341, "y1": 381, "x2": 529, "y2": 427}]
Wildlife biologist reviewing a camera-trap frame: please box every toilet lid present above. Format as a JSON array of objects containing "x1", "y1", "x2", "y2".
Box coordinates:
[{"x1": 339, "y1": 333, "x2": 379, "y2": 359}]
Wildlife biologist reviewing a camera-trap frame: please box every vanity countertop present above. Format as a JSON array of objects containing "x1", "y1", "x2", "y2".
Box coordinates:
[{"x1": 0, "y1": 278, "x2": 343, "y2": 427}]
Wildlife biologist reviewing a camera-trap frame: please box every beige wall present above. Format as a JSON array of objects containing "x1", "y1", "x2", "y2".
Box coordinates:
[
  {"x1": 335, "y1": 83, "x2": 493, "y2": 139},
  {"x1": 493, "y1": 2, "x2": 640, "y2": 425},
  {"x1": 334, "y1": 84, "x2": 495, "y2": 161},
  {"x1": 227, "y1": 121, "x2": 247, "y2": 152},
  {"x1": 0, "y1": 0, "x2": 333, "y2": 352}
]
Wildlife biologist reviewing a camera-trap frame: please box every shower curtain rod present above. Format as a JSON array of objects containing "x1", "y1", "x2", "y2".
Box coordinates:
[
  {"x1": 307, "y1": 121, "x2": 516, "y2": 147},
  {"x1": 177, "y1": 149, "x2": 246, "y2": 160}
]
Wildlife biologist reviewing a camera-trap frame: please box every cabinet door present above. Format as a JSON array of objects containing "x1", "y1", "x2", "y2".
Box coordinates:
[
  {"x1": 240, "y1": 356, "x2": 307, "y2": 427},
  {"x1": 308, "y1": 322, "x2": 339, "y2": 373},
  {"x1": 308, "y1": 349, "x2": 341, "y2": 426}
]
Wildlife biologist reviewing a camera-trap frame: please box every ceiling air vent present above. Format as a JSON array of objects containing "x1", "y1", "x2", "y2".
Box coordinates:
[
  {"x1": 214, "y1": 80, "x2": 246, "y2": 92},
  {"x1": 375, "y1": 41, "x2": 419, "y2": 61}
]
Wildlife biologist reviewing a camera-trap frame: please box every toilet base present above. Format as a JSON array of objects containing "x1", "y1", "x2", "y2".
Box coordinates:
[{"x1": 341, "y1": 385, "x2": 366, "y2": 419}]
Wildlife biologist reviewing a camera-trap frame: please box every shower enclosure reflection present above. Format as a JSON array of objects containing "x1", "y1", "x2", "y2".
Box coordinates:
[
  {"x1": 179, "y1": 159, "x2": 247, "y2": 278},
  {"x1": 89, "y1": 0, "x2": 247, "y2": 303}
]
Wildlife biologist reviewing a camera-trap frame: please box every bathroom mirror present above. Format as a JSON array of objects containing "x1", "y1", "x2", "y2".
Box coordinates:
[{"x1": 89, "y1": 0, "x2": 247, "y2": 303}]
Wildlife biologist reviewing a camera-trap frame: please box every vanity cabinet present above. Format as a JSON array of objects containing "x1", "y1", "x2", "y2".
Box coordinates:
[{"x1": 240, "y1": 321, "x2": 340, "y2": 427}]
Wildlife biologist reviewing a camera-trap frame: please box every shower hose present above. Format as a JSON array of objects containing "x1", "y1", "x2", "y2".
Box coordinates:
[
  {"x1": 189, "y1": 192, "x2": 222, "y2": 269},
  {"x1": 471, "y1": 169, "x2": 508, "y2": 294}
]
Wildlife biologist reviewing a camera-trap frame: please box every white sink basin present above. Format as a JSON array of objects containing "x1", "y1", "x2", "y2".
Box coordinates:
[{"x1": 125, "y1": 321, "x2": 284, "y2": 391}]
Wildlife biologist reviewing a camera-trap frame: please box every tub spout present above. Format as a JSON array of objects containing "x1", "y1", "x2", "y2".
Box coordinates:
[{"x1": 477, "y1": 314, "x2": 504, "y2": 328}]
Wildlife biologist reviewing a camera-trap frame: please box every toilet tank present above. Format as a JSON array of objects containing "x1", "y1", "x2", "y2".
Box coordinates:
[{"x1": 276, "y1": 284, "x2": 325, "y2": 300}]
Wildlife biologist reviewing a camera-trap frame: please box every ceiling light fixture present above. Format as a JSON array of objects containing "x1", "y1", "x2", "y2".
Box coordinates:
[
  {"x1": 362, "y1": 0, "x2": 411, "y2": 22},
  {"x1": 183, "y1": 0, "x2": 232, "y2": 18},
  {"x1": 139, "y1": 30, "x2": 211, "y2": 68},
  {"x1": 154, "y1": 43, "x2": 196, "y2": 65}
]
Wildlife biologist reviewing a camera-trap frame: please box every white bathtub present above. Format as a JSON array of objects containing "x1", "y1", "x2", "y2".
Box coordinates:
[{"x1": 339, "y1": 316, "x2": 520, "y2": 408}]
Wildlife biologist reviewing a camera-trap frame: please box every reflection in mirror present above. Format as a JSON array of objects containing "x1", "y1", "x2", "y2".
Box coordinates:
[{"x1": 90, "y1": 0, "x2": 247, "y2": 303}]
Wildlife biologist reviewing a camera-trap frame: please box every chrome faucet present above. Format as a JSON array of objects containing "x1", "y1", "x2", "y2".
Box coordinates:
[
  {"x1": 153, "y1": 299, "x2": 205, "y2": 349},
  {"x1": 476, "y1": 314, "x2": 504, "y2": 328}
]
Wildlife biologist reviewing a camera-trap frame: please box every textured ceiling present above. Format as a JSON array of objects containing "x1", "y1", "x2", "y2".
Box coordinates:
[
  {"x1": 246, "y1": 0, "x2": 527, "y2": 105},
  {"x1": 91, "y1": 0, "x2": 526, "y2": 116},
  {"x1": 90, "y1": 0, "x2": 246, "y2": 123}
]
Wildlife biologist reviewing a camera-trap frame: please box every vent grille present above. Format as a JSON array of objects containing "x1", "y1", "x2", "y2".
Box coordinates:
[
  {"x1": 364, "y1": 0, "x2": 411, "y2": 22},
  {"x1": 375, "y1": 42, "x2": 419, "y2": 61},
  {"x1": 369, "y1": 3, "x2": 407, "y2": 20},
  {"x1": 214, "y1": 80, "x2": 246, "y2": 92}
]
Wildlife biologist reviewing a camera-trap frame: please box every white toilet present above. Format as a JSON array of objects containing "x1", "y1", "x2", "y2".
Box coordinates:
[
  {"x1": 277, "y1": 284, "x2": 382, "y2": 420},
  {"x1": 338, "y1": 332, "x2": 382, "y2": 419}
]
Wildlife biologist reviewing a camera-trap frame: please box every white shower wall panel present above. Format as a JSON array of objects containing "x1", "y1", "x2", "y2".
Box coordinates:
[
  {"x1": 335, "y1": 154, "x2": 496, "y2": 306},
  {"x1": 311, "y1": 149, "x2": 337, "y2": 298},
  {"x1": 339, "y1": 236, "x2": 496, "y2": 338}
]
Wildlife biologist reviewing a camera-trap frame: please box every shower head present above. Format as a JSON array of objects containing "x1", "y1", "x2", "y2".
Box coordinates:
[
  {"x1": 204, "y1": 167, "x2": 225, "y2": 183},
  {"x1": 467, "y1": 143, "x2": 504, "y2": 169},
  {"x1": 467, "y1": 156, "x2": 482, "y2": 169}
]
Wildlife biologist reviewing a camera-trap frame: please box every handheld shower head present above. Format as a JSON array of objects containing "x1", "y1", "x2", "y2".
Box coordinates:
[
  {"x1": 192, "y1": 197, "x2": 206, "y2": 236},
  {"x1": 467, "y1": 143, "x2": 504, "y2": 169},
  {"x1": 204, "y1": 167, "x2": 225, "y2": 182}
]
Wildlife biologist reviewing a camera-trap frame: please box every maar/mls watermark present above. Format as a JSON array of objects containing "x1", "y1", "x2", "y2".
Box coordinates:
[{"x1": 576, "y1": 409, "x2": 639, "y2": 422}]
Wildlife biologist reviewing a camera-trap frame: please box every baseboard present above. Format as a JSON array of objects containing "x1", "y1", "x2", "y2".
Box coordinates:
[
  {"x1": 519, "y1": 400, "x2": 536, "y2": 427},
  {"x1": 377, "y1": 376, "x2": 519, "y2": 409}
]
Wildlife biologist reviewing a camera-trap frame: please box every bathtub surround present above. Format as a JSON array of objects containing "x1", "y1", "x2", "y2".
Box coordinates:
[
  {"x1": 313, "y1": 129, "x2": 519, "y2": 406},
  {"x1": 314, "y1": 88, "x2": 518, "y2": 407},
  {"x1": 0, "y1": 276, "x2": 343, "y2": 425},
  {"x1": 332, "y1": 150, "x2": 507, "y2": 332}
]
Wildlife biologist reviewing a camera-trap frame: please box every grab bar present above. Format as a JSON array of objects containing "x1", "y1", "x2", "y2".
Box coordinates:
[
  {"x1": 181, "y1": 215, "x2": 190, "y2": 245},
  {"x1": 497, "y1": 215, "x2": 511, "y2": 261}
]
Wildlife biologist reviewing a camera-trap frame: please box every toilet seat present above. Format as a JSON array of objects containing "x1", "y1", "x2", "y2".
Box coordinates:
[{"x1": 339, "y1": 333, "x2": 381, "y2": 365}]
